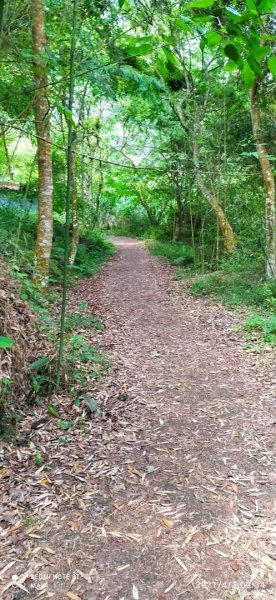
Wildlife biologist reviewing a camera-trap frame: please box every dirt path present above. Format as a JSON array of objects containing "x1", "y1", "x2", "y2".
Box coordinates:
[{"x1": 1, "y1": 238, "x2": 275, "y2": 600}]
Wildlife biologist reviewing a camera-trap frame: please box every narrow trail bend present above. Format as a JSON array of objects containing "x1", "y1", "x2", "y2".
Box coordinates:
[{"x1": 1, "y1": 237, "x2": 275, "y2": 600}]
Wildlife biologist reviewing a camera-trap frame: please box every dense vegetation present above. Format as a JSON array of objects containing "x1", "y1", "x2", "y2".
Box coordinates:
[{"x1": 0, "y1": 0, "x2": 276, "y2": 414}]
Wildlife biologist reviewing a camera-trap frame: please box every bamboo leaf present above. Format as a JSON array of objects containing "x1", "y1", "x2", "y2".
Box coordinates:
[
  {"x1": 0, "y1": 336, "x2": 13, "y2": 349},
  {"x1": 27, "y1": 356, "x2": 51, "y2": 370},
  {"x1": 187, "y1": 0, "x2": 215, "y2": 7},
  {"x1": 268, "y1": 55, "x2": 276, "y2": 78},
  {"x1": 224, "y1": 43, "x2": 241, "y2": 62}
]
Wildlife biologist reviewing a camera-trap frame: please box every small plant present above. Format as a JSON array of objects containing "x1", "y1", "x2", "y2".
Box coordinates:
[
  {"x1": 65, "y1": 312, "x2": 104, "y2": 332},
  {"x1": 148, "y1": 240, "x2": 194, "y2": 265},
  {"x1": 244, "y1": 314, "x2": 276, "y2": 344}
]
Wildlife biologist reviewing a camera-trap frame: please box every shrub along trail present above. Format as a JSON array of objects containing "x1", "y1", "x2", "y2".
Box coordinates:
[{"x1": 1, "y1": 237, "x2": 275, "y2": 600}]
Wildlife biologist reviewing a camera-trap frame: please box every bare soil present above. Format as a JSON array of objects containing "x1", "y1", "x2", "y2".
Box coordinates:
[{"x1": 0, "y1": 237, "x2": 275, "y2": 600}]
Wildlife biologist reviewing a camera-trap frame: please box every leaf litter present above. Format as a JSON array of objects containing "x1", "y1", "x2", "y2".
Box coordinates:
[{"x1": 0, "y1": 237, "x2": 275, "y2": 599}]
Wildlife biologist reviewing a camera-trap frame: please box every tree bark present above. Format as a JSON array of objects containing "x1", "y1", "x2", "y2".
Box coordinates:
[
  {"x1": 69, "y1": 136, "x2": 78, "y2": 266},
  {"x1": 95, "y1": 159, "x2": 103, "y2": 216},
  {"x1": 174, "y1": 103, "x2": 236, "y2": 253},
  {"x1": 132, "y1": 185, "x2": 158, "y2": 226},
  {"x1": 250, "y1": 79, "x2": 276, "y2": 279},
  {"x1": 1, "y1": 127, "x2": 13, "y2": 180},
  {"x1": 31, "y1": 0, "x2": 53, "y2": 286},
  {"x1": 172, "y1": 172, "x2": 184, "y2": 242},
  {"x1": 192, "y1": 134, "x2": 236, "y2": 253}
]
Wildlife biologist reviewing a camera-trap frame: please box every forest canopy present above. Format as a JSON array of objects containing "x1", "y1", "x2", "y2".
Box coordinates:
[{"x1": 0, "y1": 0, "x2": 275, "y2": 289}]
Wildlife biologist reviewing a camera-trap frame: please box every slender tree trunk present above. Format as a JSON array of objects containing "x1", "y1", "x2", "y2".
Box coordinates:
[
  {"x1": 31, "y1": 0, "x2": 53, "y2": 286},
  {"x1": 132, "y1": 186, "x2": 158, "y2": 226},
  {"x1": 192, "y1": 135, "x2": 236, "y2": 252},
  {"x1": 1, "y1": 127, "x2": 13, "y2": 179},
  {"x1": 174, "y1": 103, "x2": 235, "y2": 252},
  {"x1": 80, "y1": 146, "x2": 86, "y2": 232},
  {"x1": 69, "y1": 135, "x2": 78, "y2": 266},
  {"x1": 250, "y1": 79, "x2": 276, "y2": 279},
  {"x1": 95, "y1": 159, "x2": 103, "y2": 216},
  {"x1": 172, "y1": 173, "x2": 184, "y2": 242}
]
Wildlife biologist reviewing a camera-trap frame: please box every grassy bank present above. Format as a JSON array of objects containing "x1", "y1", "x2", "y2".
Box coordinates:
[
  {"x1": 148, "y1": 240, "x2": 276, "y2": 345},
  {"x1": 0, "y1": 206, "x2": 115, "y2": 436}
]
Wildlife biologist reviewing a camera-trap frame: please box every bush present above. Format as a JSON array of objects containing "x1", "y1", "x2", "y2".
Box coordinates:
[
  {"x1": 147, "y1": 240, "x2": 194, "y2": 265},
  {"x1": 0, "y1": 205, "x2": 115, "y2": 283}
]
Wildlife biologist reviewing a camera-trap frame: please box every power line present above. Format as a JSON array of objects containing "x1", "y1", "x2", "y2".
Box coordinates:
[
  {"x1": 0, "y1": 119, "x2": 245, "y2": 176},
  {"x1": 0, "y1": 121, "x2": 171, "y2": 173}
]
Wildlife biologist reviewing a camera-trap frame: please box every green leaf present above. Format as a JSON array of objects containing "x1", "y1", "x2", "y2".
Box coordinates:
[
  {"x1": 35, "y1": 451, "x2": 44, "y2": 466},
  {"x1": 242, "y1": 61, "x2": 255, "y2": 88},
  {"x1": 162, "y1": 47, "x2": 181, "y2": 67},
  {"x1": 0, "y1": 336, "x2": 14, "y2": 349},
  {"x1": 225, "y1": 59, "x2": 239, "y2": 71},
  {"x1": 27, "y1": 356, "x2": 51, "y2": 370},
  {"x1": 250, "y1": 45, "x2": 270, "y2": 61},
  {"x1": 126, "y1": 43, "x2": 153, "y2": 56},
  {"x1": 186, "y1": 0, "x2": 215, "y2": 7},
  {"x1": 225, "y1": 6, "x2": 242, "y2": 21},
  {"x1": 268, "y1": 55, "x2": 276, "y2": 77},
  {"x1": 57, "y1": 435, "x2": 70, "y2": 444},
  {"x1": 54, "y1": 101, "x2": 76, "y2": 127},
  {"x1": 57, "y1": 420, "x2": 73, "y2": 430},
  {"x1": 155, "y1": 57, "x2": 168, "y2": 78},
  {"x1": 246, "y1": 0, "x2": 257, "y2": 9},
  {"x1": 48, "y1": 405, "x2": 60, "y2": 419},
  {"x1": 247, "y1": 54, "x2": 263, "y2": 75},
  {"x1": 83, "y1": 393, "x2": 103, "y2": 416},
  {"x1": 224, "y1": 43, "x2": 241, "y2": 62},
  {"x1": 175, "y1": 17, "x2": 190, "y2": 32},
  {"x1": 205, "y1": 31, "x2": 222, "y2": 47},
  {"x1": 257, "y1": 0, "x2": 275, "y2": 14},
  {"x1": 240, "y1": 151, "x2": 259, "y2": 158}
]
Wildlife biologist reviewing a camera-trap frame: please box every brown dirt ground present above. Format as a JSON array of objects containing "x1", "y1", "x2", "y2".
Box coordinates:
[{"x1": 0, "y1": 237, "x2": 275, "y2": 600}]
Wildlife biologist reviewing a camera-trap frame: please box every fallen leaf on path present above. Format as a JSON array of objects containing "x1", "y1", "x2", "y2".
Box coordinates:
[
  {"x1": 67, "y1": 521, "x2": 80, "y2": 532},
  {"x1": 67, "y1": 593, "x2": 82, "y2": 600},
  {"x1": 174, "y1": 556, "x2": 188, "y2": 571},
  {"x1": 230, "y1": 559, "x2": 240, "y2": 571},
  {"x1": 162, "y1": 518, "x2": 173, "y2": 528},
  {"x1": 128, "y1": 464, "x2": 143, "y2": 478}
]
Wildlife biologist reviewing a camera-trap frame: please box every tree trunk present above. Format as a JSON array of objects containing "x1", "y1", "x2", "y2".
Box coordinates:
[
  {"x1": 133, "y1": 187, "x2": 158, "y2": 226},
  {"x1": 1, "y1": 127, "x2": 13, "y2": 180},
  {"x1": 173, "y1": 102, "x2": 236, "y2": 253},
  {"x1": 192, "y1": 135, "x2": 236, "y2": 253},
  {"x1": 69, "y1": 136, "x2": 78, "y2": 266},
  {"x1": 95, "y1": 159, "x2": 103, "y2": 216},
  {"x1": 31, "y1": 0, "x2": 53, "y2": 286},
  {"x1": 172, "y1": 172, "x2": 184, "y2": 242},
  {"x1": 250, "y1": 79, "x2": 276, "y2": 279}
]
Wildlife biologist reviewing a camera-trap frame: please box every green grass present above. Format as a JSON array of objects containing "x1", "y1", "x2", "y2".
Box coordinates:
[
  {"x1": 147, "y1": 241, "x2": 276, "y2": 345},
  {"x1": 147, "y1": 240, "x2": 195, "y2": 266},
  {"x1": 189, "y1": 257, "x2": 276, "y2": 311}
]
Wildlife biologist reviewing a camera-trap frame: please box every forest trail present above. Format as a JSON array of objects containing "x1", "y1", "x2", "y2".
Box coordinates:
[{"x1": 1, "y1": 238, "x2": 275, "y2": 600}]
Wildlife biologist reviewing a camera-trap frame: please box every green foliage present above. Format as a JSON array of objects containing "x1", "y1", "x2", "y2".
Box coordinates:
[
  {"x1": 0, "y1": 336, "x2": 13, "y2": 349},
  {"x1": 189, "y1": 251, "x2": 276, "y2": 309},
  {"x1": 0, "y1": 205, "x2": 115, "y2": 282},
  {"x1": 148, "y1": 241, "x2": 194, "y2": 266},
  {"x1": 244, "y1": 314, "x2": 276, "y2": 344},
  {"x1": 65, "y1": 312, "x2": 104, "y2": 332}
]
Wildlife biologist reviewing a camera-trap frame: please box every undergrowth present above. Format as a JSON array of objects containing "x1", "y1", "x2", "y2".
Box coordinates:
[
  {"x1": 0, "y1": 206, "x2": 115, "y2": 437},
  {"x1": 149, "y1": 241, "x2": 276, "y2": 345},
  {"x1": 0, "y1": 206, "x2": 115, "y2": 283},
  {"x1": 147, "y1": 240, "x2": 194, "y2": 266}
]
